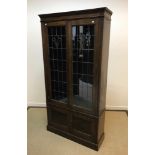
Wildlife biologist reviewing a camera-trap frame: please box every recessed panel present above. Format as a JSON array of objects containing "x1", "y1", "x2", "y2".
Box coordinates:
[
  {"x1": 51, "y1": 109, "x2": 68, "y2": 126},
  {"x1": 72, "y1": 113, "x2": 96, "y2": 141},
  {"x1": 48, "y1": 107, "x2": 69, "y2": 131},
  {"x1": 72, "y1": 116, "x2": 92, "y2": 134}
]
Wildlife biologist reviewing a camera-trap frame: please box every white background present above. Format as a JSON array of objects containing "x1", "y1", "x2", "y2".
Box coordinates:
[
  {"x1": 0, "y1": 0, "x2": 155, "y2": 155},
  {"x1": 27, "y1": 0, "x2": 128, "y2": 110}
]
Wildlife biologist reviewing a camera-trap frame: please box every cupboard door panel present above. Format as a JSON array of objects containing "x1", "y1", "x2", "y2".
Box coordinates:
[
  {"x1": 47, "y1": 106, "x2": 69, "y2": 131},
  {"x1": 71, "y1": 112, "x2": 96, "y2": 141}
]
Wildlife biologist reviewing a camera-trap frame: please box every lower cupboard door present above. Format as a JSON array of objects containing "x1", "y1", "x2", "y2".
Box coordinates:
[
  {"x1": 47, "y1": 107, "x2": 69, "y2": 132},
  {"x1": 71, "y1": 112, "x2": 97, "y2": 142}
]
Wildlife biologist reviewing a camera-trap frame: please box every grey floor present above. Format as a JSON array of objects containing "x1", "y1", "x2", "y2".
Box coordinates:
[{"x1": 27, "y1": 108, "x2": 128, "y2": 155}]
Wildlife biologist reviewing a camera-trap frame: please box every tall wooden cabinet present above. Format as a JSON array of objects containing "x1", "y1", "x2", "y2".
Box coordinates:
[{"x1": 39, "y1": 7, "x2": 112, "y2": 150}]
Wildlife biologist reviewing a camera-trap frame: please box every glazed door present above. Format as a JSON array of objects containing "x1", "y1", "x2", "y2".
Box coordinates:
[
  {"x1": 42, "y1": 19, "x2": 98, "y2": 112},
  {"x1": 44, "y1": 21, "x2": 69, "y2": 106},
  {"x1": 70, "y1": 19, "x2": 98, "y2": 113}
]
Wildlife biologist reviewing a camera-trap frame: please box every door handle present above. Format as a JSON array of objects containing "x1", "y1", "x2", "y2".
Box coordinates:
[{"x1": 79, "y1": 54, "x2": 83, "y2": 58}]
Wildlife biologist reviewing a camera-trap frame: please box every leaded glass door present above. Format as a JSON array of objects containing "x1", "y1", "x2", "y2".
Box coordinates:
[
  {"x1": 46, "y1": 22, "x2": 68, "y2": 104},
  {"x1": 71, "y1": 19, "x2": 97, "y2": 112}
]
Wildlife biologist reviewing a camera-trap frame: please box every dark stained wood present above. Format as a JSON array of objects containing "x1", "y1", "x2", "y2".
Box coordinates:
[
  {"x1": 96, "y1": 16, "x2": 112, "y2": 142},
  {"x1": 39, "y1": 7, "x2": 112, "y2": 18},
  {"x1": 39, "y1": 7, "x2": 112, "y2": 151},
  {"x1": 93, "y1": 18, "x2": 100, "y2": 115},
  {"x1": 47, "y1": 105, "x2": 70, "y2": 131},
  {"x1": 98, "y1": 17, "x2": 111, "y2": 114},
  {"x1": 66, "y1": 21, "x2": 73, "y2": 108},
  {"x1": 40, "y1": 22, "x2": 51, "y2": 101},
  {"x1": 47, "y1": 124, "x2": 100, "y2": 150},
  {"x1": 95, "y1": 17, "x2": 104, "y2": 115},
  {"x1": 39, "y1": 7, "x2": 112, "y2": 22},
  {"x1": 71, "y1": 111, "x2": 97, "y2": 142},
  {"x1": 97, "y1": 110, "x2": 105, "y2": 142},
  {"x1": 69, "y1": 18, "x2": 99, "y2": 116}
]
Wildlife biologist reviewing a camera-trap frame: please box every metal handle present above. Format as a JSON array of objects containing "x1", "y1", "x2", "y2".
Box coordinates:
[{"x1": 79, "y1": 54, "x2": 83, "y2": 58}]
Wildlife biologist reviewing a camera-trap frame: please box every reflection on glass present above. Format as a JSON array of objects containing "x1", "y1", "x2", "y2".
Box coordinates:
[
  {"x1": 48, "y1": 26, "x2": 67, "y2": 103},
  {"x1": 72, "y1": 25, "x2": 94, "y2": 109}
]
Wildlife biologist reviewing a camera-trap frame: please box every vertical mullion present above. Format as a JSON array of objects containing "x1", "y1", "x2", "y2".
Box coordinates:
[
  {"x1": 66, "y1": 21, "x2": 73, "y2": 107},
  {"x1": 93, "y1": 19, "x2": 99, "y2": 114},
  {"x1": 43, "y1": 24, "x2": 52, "y2": 100}
]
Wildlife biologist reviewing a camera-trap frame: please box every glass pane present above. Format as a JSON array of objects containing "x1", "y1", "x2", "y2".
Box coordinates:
[
  {"x1": 72, "y1": 25, "x2": 94, "y2": 109},
  {"x1": 48, "y1": 26, "x2": 67, "y2": 103}
]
